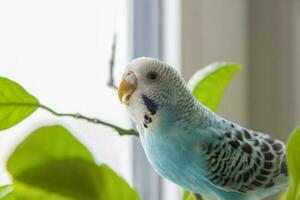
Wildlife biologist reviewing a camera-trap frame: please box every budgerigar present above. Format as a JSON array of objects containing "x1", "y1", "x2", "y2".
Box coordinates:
[{"x1": 117, "y1": 57, "x2": 288, "y2": 200}]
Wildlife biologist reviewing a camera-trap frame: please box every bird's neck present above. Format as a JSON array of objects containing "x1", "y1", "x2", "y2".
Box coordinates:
[{"x1": 171, "y1": 88, "x2": 213, "y2": 130}]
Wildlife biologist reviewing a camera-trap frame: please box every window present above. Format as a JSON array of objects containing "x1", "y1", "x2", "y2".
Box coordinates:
[{"x1": 0, "y1": 0, "x2": 132, "y2": 185}]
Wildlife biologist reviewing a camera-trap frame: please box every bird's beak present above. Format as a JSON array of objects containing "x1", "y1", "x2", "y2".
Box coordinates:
[{"x1": 118, "y1": 71, "x2": 137, "y2": 105}]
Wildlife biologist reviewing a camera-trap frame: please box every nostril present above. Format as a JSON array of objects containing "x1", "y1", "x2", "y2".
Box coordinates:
[
  {"x1": 124, "y1": 71, "x2": 137, "y2": 85},
  {"x1": 122, "y1": 70, "x2": 133, "y2": 78}
]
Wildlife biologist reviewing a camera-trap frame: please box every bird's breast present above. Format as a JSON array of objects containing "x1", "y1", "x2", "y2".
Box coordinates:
[{"x1": 139, "y1": 126, "x2": 211, "y2": 193}]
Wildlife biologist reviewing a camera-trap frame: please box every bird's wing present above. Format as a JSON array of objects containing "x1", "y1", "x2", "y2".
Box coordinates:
[{"x1": 201, "y1": 124, "x2": 288, "y2": 194}]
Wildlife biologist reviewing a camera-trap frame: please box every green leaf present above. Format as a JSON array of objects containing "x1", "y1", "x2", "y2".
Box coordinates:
[
  {"x1": 7, "y1": 125, "x2": 94, "y2": 176},
  {"x1": 0, "y1": 77, "x2": 39, "y2": 130},
  {"x1": 0, "y1": 185, "x2": 15, "y2": 200},
  {"x1": 285, "y1": 127, "x2": 300, "y2": 200},
  {"x1": 280, "y1": 192, "x2": 287, "y2": 200},
  {"x1": 7, "y1": 125, "x2": 140, "y2": 200},
  {"x1": 188, "y1": 62, "x2": 240, "y2": 112}
]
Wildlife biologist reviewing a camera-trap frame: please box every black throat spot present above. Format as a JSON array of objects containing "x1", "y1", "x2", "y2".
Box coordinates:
[{"x1": 141, "y1": 95, "x2": 159, "y2": 115}]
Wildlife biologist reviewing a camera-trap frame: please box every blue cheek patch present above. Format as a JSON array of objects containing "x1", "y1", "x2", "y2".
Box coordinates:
[{"x1": 141, "y1": 95, "x2": 159, "y2": 115}]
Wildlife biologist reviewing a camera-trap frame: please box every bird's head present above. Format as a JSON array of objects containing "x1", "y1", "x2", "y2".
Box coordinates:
[{"x1": 118, "y1": 57, "x2": 192, "y2": 130}]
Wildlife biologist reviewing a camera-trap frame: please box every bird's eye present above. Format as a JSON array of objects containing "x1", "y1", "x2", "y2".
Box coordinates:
[{"x1": 147, "y1": 71, "x2": 158, "y2": 81}]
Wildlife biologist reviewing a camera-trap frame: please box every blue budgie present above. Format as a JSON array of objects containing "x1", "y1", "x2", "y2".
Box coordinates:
[{"x1": 118, "y1": 57, "x2": 288, "y2": 200}]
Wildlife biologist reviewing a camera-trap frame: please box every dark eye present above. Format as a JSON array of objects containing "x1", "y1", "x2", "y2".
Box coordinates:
[{"x1": 147, "y1": 71, "x2": 158, "y2": 81}]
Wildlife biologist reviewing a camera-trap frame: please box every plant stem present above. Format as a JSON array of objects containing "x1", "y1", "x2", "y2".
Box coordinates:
[
  {"x1": 39, "y1": 34, "x2": 134, "y2": 136},
  {"x1": 107, "y1": 33, "x2": 117, "y2": 89},
  {"x1": 39, "y1": 104, "x2": 139, "y2": 137},
  {"x1": 193, "y1": 193, "x2": 203, "y2": 200}
]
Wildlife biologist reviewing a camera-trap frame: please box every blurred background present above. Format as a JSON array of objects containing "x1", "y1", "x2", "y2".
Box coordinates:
[{"x1": 0, "y1": 0, "x2": 299, "y2": 200}]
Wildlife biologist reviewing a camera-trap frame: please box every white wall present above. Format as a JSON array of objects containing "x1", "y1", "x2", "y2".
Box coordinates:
[
  {"x1": 249, "y1": 0, "x2": 300, "y2": 141},
  {"x1": 181, "y1": 0, "x2": 249, "y2": 126},
  {"x1": 291, "y1": 0, "x2": 300, "y2": 129}
]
